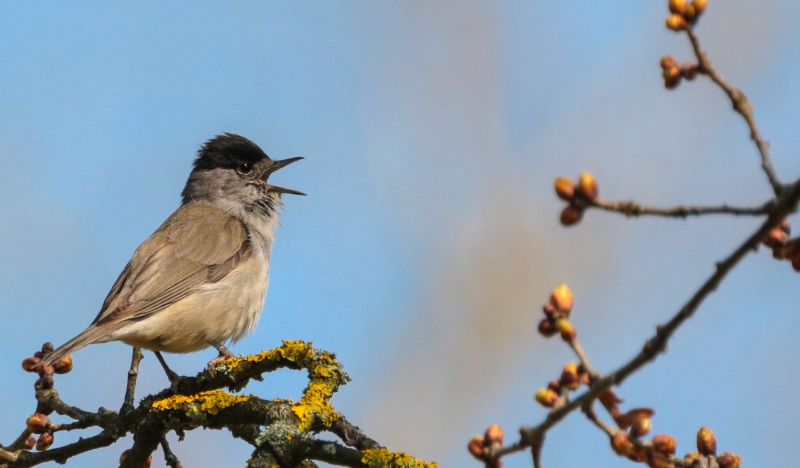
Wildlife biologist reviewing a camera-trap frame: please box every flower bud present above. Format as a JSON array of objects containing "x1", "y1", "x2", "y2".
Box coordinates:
[
  {"x1": 550, "y1": 284, "x2": 573, "y2": 314},
  {"x1": 484, "y1": 425, "x2": 504, "y2": 446},
  {"x1": 547, "y1": 380, "x2": 561, "y2": 391},
  {"x1": 629, "y1": 417, "x2": 652, "y2": 438},
  {"x1": 24, "y1": 435, "x2": 36, "y2": 450},
  {"x1": 627, "y1": 447, "x2": 648, "y2": 463},
  {"x1": 696, "y1": 426, "x2": 716, "y2": 456},
  {"x1": 467, "y1": 436, "x2": 485, "y2": 459},
  {"x1": 683, "y1": 4, "x2": 697, "y2": 23},
  {"x1": 576, "y1": 173, "x2": 599, "y2": 201},
  {"x1": 542, "y1": 303, "x2": 557, "y2": 317},
  {"x1": 22, "y1": 357, "x2": 41, "y2": 373},
  {"x1": 560, "y1": 205, "x2": 583, "y2": 227},
  {"x1": 610, "y1": 433, "x2": 634, "y2": 456},
  {"x1": 560, "y1": 363, "x2": 580, "y2": 389},
  {"x1": 663, "y1": 67, "x2": 681, "y2": 89},
  {"x1": 653, "y1": 434, "x2": 677, "y2": 455},
  {"x1": 669, "y1": 0, "x2": 687, "y2": 15},
  {"x1": 717, "y1": 452, "x2": 742, "y2": 468},
  {"x1": 660, "y1": 55, "x2": 680, "y2": 70},
  {"x1": 692, "y1": 0, "x2": 708, "y2": 17},
  {"x1": 554, "y1": 177, "x2": 575, "y2": 201},
  {"x1": 538, "y1": 318, "x2": 558, "y2": 338},
  {"x1": 666, "y1": 13, "x2": 688, "y2": 31},
  {"x1": 782, "y1": 239, "x2": 800, "y2": 262},
  {"x1": 26, "y1": 413, "x2": 51, "y2": 434},
  {"x1": 598, "y1": 389, "x2": 623, "y2": 409},
  {"x1": 36, "y1": 433, "x2": 54, "y2": 451},
  {"x1": 119, "y1": 450, "x2": 151, "y2": 467},
  {"x1": 53, "y1": 355, "x2": 73, "y2": 374},
  {"x1": 763, "y1": 224, "x2": 788, "y2": 249},
  {"x1": 41, "y1": 342, "x2": 54, "y2": 353},
  {"x1": 555, "y1": 319, "x2": 576, "y2": 341},
  {"x1": 534, "y1": 388, "x2": 559, "y2": 407}
]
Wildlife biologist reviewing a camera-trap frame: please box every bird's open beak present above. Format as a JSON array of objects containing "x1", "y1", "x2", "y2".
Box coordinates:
[{"x1": 260, "y1": 157, "x2": 306, "y2": 196}]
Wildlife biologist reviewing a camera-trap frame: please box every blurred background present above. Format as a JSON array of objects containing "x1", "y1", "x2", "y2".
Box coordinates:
[{"x1": 1, "y1": 1, "x2": 800, "y2": 467}]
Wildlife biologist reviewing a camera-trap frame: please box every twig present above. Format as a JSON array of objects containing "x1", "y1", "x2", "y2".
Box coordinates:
[
  {"x1": 161, "y1": 437, "x2": 185, "y2": 468},
  {"x1": 582, "y1": 404, "x2": 616, "y2": 438},
  {"x1": 123, "y1": 347, "x2": 144, "y2": 413},
  {"x1": 589, "y1": 198, "x2": 770, "y2": 218},
  {"x1": 685, "y1": 26, "x2": 783, "y2": 195},
  {"x1": 566, "y1": 338, "x2": 598, "y2": 379},
  {"x1": 490, "y1": 178, "x2": 800, "y2": 462}
]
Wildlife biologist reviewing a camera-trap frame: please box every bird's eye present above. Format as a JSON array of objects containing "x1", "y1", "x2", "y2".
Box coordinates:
[{"x1": 238, "y1": 162, "x2": 252, "y2": 174}]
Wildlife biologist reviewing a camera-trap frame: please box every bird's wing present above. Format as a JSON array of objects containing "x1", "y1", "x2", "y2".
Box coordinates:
[{"x1": 92, "y1": 202, "x2": 252, "y2": 326}]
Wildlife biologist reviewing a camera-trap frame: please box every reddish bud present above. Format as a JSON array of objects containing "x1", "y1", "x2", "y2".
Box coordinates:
[
  {"x1": 484, "y1": 425, "x2": 504, "y2": 446},
  {"x1": 24, "y1": 435, "x2": 36, "y2": 450},
  {"x1": 576, "y1": 173, "x2": 599, "y2": 201},
  {"x1": 547, "y1": 380, "x2": 561, "y2": 391},
  {"x1": 560, "y1": 205, "x2": 583, "y2": 226},
  {"x1": 630, "y1": 417, "x2": 652, "y2": 438},
  {"x1": 33, "y1": 351, "x2": 43, "y2": 359},
  {"x1": 763, "y1": 224, "x2": 788, "y2": 249},
  {"x1": 550, "y1": 284, "x2": 573, "y2": 314},
  {"x1": 41, "y1": 342, "x2": 54, "y2": 353},
  {"x1": 554, "y1": 177, "x2": 575, "y2": 201},
  {"x1": 22, "y1": 357, "x2": 41, "y2": 373},
  {"x1": 663, "y1": 67, "x2": 681, "y2": 89},
  {"x1": 627, "y1": 447, "x2": 649, "y2": 463},
  {"x1": 26, "y1": 413, "x2": 51, "y2": 434},
  {"x1": 611, "y1": 433, "x2": 634, "y2": 456},
  {"x1": 542, "y1": 303, "x2": 557, "y2": 317},
  {"x1": 669, "y1": 0, "x2": 687, "y2": 15},
  {"x1": 538, "y1": 318, "x2": 558, "y2": 338},
  {"x1": 560, "y1": 362, "x2": 580, "y2": 389},
  {"x1": 660, "y1": 55, "x2": 680, "y2": 70},
  {"x1": 467, "y1": 436, "x2": 485, "y2": 460},
  {"x1": 555, "y1": 319, "x2": 576, "y2": 341},
  {"x1": 598, "y1": 389, "x2": 624, "y2": 409},
  {"x1": 666, "y1": 13, "x2": 688, "y2": 31},
  {"x1": 534, "y1": 388, "x2": 559, "y2": 407},
  {"x1": 696, "y1": 426, "x2": 717, "y2": 456},
  {"x1": 653, "y1": 434, "x2": 677, "y2": 455},
  {"x1": 53, "y1": 355, "x2": 73, "y2": 374},
  {"x1": 783, "y1": 238, "x2": 800, "y2": 262},
  {"x1": 718, "y1": 452, "x2": 742, "y2": 468},
  {"x1": 36, "y1": 433, "x2": 54, "y2": 451}
]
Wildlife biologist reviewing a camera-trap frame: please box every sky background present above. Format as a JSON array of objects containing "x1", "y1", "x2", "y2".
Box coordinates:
[{"x1": 1, "y1": 1, "x2": 799, "y2": 467}]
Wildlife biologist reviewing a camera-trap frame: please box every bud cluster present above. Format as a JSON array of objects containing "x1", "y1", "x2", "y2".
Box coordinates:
[
  {"x1": 665, "y1": 0, "x2": 709, "y2": 31},
  {"x1": 761, "y1": 219, "x2": 800, "y2": 272},
  {"x1": 538, "y1": 284, "x2": 577, "y2": 342},
  {"x1": 25, "y1": 413, "x2": 55, "y2": 452},
  {"x1": 467, "y1": 425, "x2": 504, "y2": 468},
  {"x1": 21, "y1": 342, "x2": 73, "y2": 390},
  {"x1": 554, "y1": 173, "x2": 598, "y2": 227},
  {"x1": 534, "y1": 361, "x2": 590, "y2": 408},
  {"x1": 659, "y1": 55, "x2": 698, "y2": 89}
]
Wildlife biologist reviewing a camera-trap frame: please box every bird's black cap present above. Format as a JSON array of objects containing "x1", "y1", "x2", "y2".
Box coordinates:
[{"x1": 193, "y1": 133, "x2": 269, "y2": 171}]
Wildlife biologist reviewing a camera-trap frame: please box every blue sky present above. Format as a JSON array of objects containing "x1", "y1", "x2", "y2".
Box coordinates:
[{"x1": 1, "y1": 1, "x2": 799, "y2": 467}]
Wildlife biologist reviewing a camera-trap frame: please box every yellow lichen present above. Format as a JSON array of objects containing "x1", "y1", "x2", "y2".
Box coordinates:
[
  {"x1": 291, "y1": 380, "x2": 341, "y2": 431},
  {"x1": 361, "y1": 448, "x2": 438, "y2": 468},
  {"x1": 152, "y1": 390, "x2": 252, "y2": 415},
  {"x1": 225, "y1": 340, "x2": 315, "y2": 372}
]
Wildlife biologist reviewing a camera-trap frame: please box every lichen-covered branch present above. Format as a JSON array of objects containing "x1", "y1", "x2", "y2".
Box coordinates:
[{"x1": 4, "y1": 341, "x2": 437, "y2": 468}]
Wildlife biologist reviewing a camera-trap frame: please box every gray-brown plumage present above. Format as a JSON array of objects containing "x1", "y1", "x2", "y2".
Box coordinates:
[{"x1": 40, "y1": 134, "x2": 304, "y2": 377}]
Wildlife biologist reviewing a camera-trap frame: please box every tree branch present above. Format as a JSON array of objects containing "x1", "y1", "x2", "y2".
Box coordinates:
[{"x1": 588, "y1": 198, "x2": 771, "y2": 218}]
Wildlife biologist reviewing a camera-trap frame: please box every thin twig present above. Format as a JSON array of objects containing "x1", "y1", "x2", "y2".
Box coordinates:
[
  {"x1": 566, "y1": 338, "x2": 598, "y2": 379},
  {"x1": 161, "y1": 437, "x2": 185, "y2": 468},
  {"x1": 122, "y1": 347, "x2": 144, "y2": 413},
  {"x1": 582, "y1": 404, "x2": 616, "y2": 438},
  {"x1": 685, "y1": 26, "x2": 783, "y2": 195},
  {"x1": 489, "y1": 179, "x2": 800, "y2": 462},
  {"x1": 589, "y1": 198, "x2": 770, "y2": 218}
]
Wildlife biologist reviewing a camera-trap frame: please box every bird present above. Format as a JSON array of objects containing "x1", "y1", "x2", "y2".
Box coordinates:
[{"x1": 39, "y1": 133, "x2": 304, "y2": 385}]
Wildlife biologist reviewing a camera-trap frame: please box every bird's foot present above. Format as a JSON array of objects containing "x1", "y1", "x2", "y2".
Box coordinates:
[
  {"x1": 166, "y1": 370, "x2": 189, "y2": 393},
  {"x1": 206, "y1": 347, "x2": 236, "y2": 378}
]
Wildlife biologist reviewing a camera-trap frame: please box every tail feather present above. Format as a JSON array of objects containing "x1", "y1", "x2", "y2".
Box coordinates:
[{"x1": 40, "y1": 327, "x2": 109, "y2": 366}]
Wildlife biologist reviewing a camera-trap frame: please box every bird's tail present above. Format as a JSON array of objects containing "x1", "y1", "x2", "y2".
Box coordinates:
[{"x1": 40, "y1": 326, "x2": 108, "y2": 367}]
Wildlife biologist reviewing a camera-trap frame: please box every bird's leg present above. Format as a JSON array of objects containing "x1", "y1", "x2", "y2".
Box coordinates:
[
  {"x1": 154, "y1": 351, "x2": 185, "y2": 393},
  {"x1": 206, "y1": 339, "x2": 236, "y2": 376}
]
